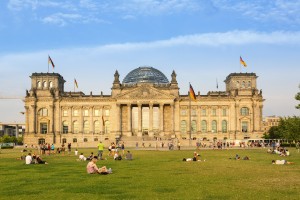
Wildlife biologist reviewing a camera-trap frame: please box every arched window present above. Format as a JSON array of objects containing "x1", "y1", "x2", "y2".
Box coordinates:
[
  {"x1": 73, "y1": 121, "x2": 79, "y2": 133},
  {"x1": 180, "y1": 120, "x2": 187, "y2": 133},
  {"x1": 212, "y1": 120, "x2": 217, "y2": 133},
  {"x1": 248, "y1": 81, "x2": 251, "y2": 88},
  {"x1": 62, "y1": 138, "x2": 67, "y2": 144},
  {"x1": 94, "y1": 138, "x2": 98, "y2": 141},
  {"x1": 241, "y1": 107, "x2": 249, "y2": 116},
  {"x1": 242, "y1": 81, "x2": 245, "y2": 88},
  {"x1": 43, "y1": 81, "x2": 47, "y2": 88},
  {"x1": 37, "y1": 81, "x2": 42, "y2": 88},
  {"x1": 191, "y1": 120, "x2": 197, "y2": 133},
  {"x1": 104, "y1": 121, "x2": 110, "y2": 134},
  {"x1": 83, "y1": 121, "x2": 89, "y2": 134},
  {"x1": 49, "y1": 81, "x2": 53, "y2": 88},
  {"x1": 84, "y1": 138, "x2": 88, "y2": 142},
  {"x1": 94, "y1": 121, "x2": 100, "y2": 134},
  {"x1": 39, "y1": 108, "x2": 48, "y2": 116},
  {"x1": 222, "y1": 120, "x2": 227, "y2": 133},
  {"x1": 73, "y1": 138, "x2": 77, "y2": 143},
  {"x1": 236, "y1": 81, "x2": 240, "y2": 88},
  {"x1": 62, "y1": 121, "x2": 68, "y2": 134},
  {"x1": 201, "y1": 120, "x2": 207, "y2": 133}
]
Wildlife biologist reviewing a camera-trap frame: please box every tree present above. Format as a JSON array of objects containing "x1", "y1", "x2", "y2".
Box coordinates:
[
  {"x1": 265, "y1": 126, "x2": 283, "y2": 139},
  {"x1": 296, "y1": 84, "x2": 300, "y2": 109}
]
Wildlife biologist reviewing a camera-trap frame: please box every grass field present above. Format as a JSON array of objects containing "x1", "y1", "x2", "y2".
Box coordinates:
[{"x1": 0, "y1": 147, "x2": 299, "y2": 200}]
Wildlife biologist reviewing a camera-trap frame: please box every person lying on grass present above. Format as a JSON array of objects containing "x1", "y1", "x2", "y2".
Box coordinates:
[
  {"x1": 272, "y1": 160, "x2": 294, "y2": 165},
  {"x1": 86, "y1": 156, "x2": 112, "y2": 175}
]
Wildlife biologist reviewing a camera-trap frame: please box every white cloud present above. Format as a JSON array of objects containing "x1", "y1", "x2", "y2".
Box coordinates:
[{"x1": 212, "y1": 0, "x2": 300, "y2": 24}]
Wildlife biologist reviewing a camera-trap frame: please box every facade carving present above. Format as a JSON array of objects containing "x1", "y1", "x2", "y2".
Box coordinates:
[{"x1": 24, "y1": 67, "x2": 264, "y2": 147}]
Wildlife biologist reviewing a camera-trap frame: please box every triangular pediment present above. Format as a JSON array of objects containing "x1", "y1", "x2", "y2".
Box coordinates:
[{"x1": 116, "y1": 86, "x2": 176, "y2": 100}]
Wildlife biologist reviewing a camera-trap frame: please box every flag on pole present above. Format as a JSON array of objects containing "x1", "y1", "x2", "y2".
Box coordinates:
[
  {"x1": 216, "y1": 78, "x2": 219, "y2": 89},
  {"x1": 48, "y1": 56, "x2": 55, "y2": 68},
  {"x1": 74, "y1": 79, "x2": 78, "y2": 88},
  {"x1": 240, "y1": 56, "x2": 247, "y2": 67},
  {"x1": 189, "y1": 83, "x2": 196, "y2": 101},
  {"x1": 102, "y1": 116, "x2": 105, "y2": 126}
]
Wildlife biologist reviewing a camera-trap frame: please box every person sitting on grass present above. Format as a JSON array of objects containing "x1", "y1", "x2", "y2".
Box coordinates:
[
  {"x1": 125, "y1": 151, "x2": 133, "y2": 160},
  {"x1": 25, "y1": 153, "x2": 32, "y2": 164},
  {"x1": 86, "y1": 152, "x2": 94, "y2": 161},
  {"x1": 272, "y1": 160, "x2": 294, "y2": 165},
  {"x1": 114, "y1": 151, "x2": 122, "y2": 160},
  {"x1": 36, "y1": 155, "x2": 48, "y2": 164},
  {"x1": 242, "y1": 156, "x2": 250, "y2": 160},
  {"x1": 86, "y1": 156, "x2": 112, "y2": 175},
  {"x1": 78, "y1": 153, "x2": 86, "y2": 161}
]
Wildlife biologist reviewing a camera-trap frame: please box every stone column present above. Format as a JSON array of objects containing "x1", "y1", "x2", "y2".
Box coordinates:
[
  {"x1": 137, "y1": 104, "x2": 142, "y2": 137},
  {"x1": 127, "y1": 104, "x2": 132, "y2": 136},
  {"x1": 69, "y1": 107, "x2": 72, "y2": 134},
  {"x1": 31, "y1": 105, "x2": 37, "y2": 134},
  {"x1": 79, "y1": 107, "x2": 83, "y2": 134},
  {"x1": 15, "y1": 125, "x2": 19, "y2": 138},
  {"x1": 170, "y1": 103, "x2": 174, "y2": 135},
  {"x1": 159, "y1": 103, "x2": 164, "y2": 136},
  {"x1": 149, "y1": 103, "x2": 153, "y2": 137},
  {"x1": 24, "y1": 106, "x2": 29, "y2": 134},
  {"x1": 90, "y1": 106, "x2": 93, "y2": 134},
  {"x1": 116, "y1": 104, "x2": 121, "y2": 137}
]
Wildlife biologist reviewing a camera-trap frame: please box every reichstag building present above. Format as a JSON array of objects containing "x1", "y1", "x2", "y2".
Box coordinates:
[{"x1": 24, "y1": 66, "x2": 264, "y2": 147}]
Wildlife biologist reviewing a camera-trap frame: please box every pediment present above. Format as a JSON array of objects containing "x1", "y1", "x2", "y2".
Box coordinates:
[{"x1": 116, "y1": 86, "x2": 175, "y2": 100}]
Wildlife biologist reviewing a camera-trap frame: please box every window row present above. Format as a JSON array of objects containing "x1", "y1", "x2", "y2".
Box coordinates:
[
  {"x1": 38, "y1": 108, "x2": 110, "y2": 117},
  {"x1": 37, "y1": 81, "x2": 53, "y2": 88},
  {"x1": 236, "y1": 81, "x2": 251, "y2": 88},
  {"x1": 38, "y1": 137, "x2": 101, "y2": 144},
  {"x1": 181, "y1": 108, "x2": 228, "y2": 116},
  {"x1": 40, "y1": 120, "x2": 110, "y2": 134}
]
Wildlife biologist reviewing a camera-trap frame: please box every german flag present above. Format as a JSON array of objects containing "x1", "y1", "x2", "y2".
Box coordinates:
[
  {"x1": 74, "y1": 79, "x2": 78, "y2": 88},
  {"x1": 189, "y1": 83, "x2": 196, "y2": 101},
  {"x1": 240, "y1": 56, "x2": 247, "y2": 67},
  {"x1": 48, "y1": 56, "x2": 55, "y2": 68}
]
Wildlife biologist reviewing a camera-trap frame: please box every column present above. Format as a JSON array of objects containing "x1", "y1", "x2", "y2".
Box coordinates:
[
  {"x1": 15, "y1": 125, "x2": 19, "y2": 138},
  {"x1": 79, "y1": 107, "x2": 83, "y2": 134},
  {"x1": 31, "y1": 105, "x2": 37, "y2": 134},
  {"x1": 159, "y1": 104, "x2": 164, "y2": 135},
  {"x1": 149, "y1": 103, "x2": 153, "y2": 137},
  {"x1": 137, "y1": 104, "x2": 142, "y2": 137},
  {"x1": 116, "y1": 104, "x2": 121, "y2": 136},
  {"x1": 69, "y1": 107, "x2": 72, "y2": 133},
  {"x1": 252, "y1": 103, "x2": 255, "y2": 133},
  {"x1": 90, "y1": 106, "x2": 93, "y2": 134},
  {"x1": 170, "y1": 103, "x2": 174, "y2": 135},
  {"x1": 127, "y1": 104, "x2": 132, "y2": 136},
  {"x1": 49, "y1": 105, "x2": 53, "y2": 133},
  {"x1": 24, "y1": 106, "x2": 29, "y2": 134}
]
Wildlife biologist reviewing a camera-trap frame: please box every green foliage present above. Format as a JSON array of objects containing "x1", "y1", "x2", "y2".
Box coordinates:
[
  {"x1": 0, "y1": 135, "x2": 19, "y2": 143},
  {"x1": 0, "y1": 148, "x2": 300, "y2": 200},
  {"x1": 17, "y1": 136, "x2": 23, "y2": 145},
  {"x1": 296, "y1": 84, "x2": 300, "y2": 109},
  {"x1": 266, "y1": 117, "x2": 300, "y2": 140}
]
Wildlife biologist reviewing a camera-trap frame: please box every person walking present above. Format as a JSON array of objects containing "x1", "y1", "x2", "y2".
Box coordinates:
[{"x1": 97, "y1": 141, "x2": 104, "y2": 160}]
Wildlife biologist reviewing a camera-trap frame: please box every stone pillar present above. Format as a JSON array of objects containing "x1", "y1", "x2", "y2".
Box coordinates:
[
  {"x1": 79, "y1": 107, "x2": 83, "y2": 134},
  {"x1": 31, "y1": 105, "x2": 37, "y2": 134},
  {"x1": 24, "y1": 106, "x2": 29, "y2": 134},
  {"x1": 116, "y1": 104, "x2": 121, "y2": 136},
  {"x1": 127, "y1": 104, "x2": 132, "y2": 136},
  {"x1": 137, "y1": 104, "x2": 142, "y2": 137},
  {"x1": 69, "y1": 107, "x2": 72, "y2": 133},
  {"x1": 171, "y1": 103, "x2": 174, "y2": 135},
  {"x1": 15, "y1": 125, "x2": 19, "y2": 138},
  {"x1": 149, "y1": 103, "x2": 153, "y2": 137},
  {"x1": 90, "y1": 107, "x2": 93, "y2": 134},
  {"x1": 159, "y1": 104, "x2": 164, "y2": 136}
]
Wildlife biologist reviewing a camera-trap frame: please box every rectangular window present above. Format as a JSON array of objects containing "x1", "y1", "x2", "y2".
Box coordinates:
[
  {"x1": 242, "y1": 122, "x2": 248, "y2": 132},
  {"x1": 105, "y1": 109, "x2": 110, "y2": 116},
  {"x1": 201, "y1": 109, "x2": 206, "y2": 116},
  {"x1": 63, "y1": 110, "x2": 68, "y2": 117},
  {"x1": 73, "y1": 110, "x2": 78, "y2": 116},
  {"x1": 40, "y1": 123, "x2": 47, "y2": 134},
  {"x1": 191, "y1": 109, "x2": 197, "y2": 116},
  {"x1": 181, "y1": 109, "x2": 187, "y2": 116},
  {"x1": 212, "y1": 109, "x2": 217, "y2": 116},
  {"x1": 94, "y1": 109, "x2": 100, "y2": 116},
  {"x1": 63, "y1": 125, "x2": 68, "y2": 133},
  {"x1": 222, "y1": 109, "x2": 227, "y2": 116},
  {"x1": 83, "y1": 109, "x2": 89, "y2": 116}
]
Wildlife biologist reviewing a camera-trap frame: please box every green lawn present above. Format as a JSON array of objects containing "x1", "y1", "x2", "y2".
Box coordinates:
[{"x1": 0, "y1": 148, "x2": 299, "y2": 200}]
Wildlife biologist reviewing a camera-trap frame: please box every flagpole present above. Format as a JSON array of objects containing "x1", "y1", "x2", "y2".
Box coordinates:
[
  {"x1": 189, "y1": 82, "x2": 192, "y2": 143},
  {"x1": 74, "y1": 79, "x2": 75, "y2": 93},
  {"x1": 48, "y1": 55, "x2": 49, "y2": 73}
]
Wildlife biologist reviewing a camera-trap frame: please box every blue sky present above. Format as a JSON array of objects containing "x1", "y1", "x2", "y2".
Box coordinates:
[{"x1": 0, "y1": 0, "x2": 300, "y2": 123}]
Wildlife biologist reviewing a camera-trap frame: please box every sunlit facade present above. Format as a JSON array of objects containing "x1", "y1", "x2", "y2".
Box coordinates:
[{"x1": 24, "y1": 66, "x2": 264, "y2": 146}]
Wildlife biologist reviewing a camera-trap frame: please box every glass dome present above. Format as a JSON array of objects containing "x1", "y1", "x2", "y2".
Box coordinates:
[{"x1": 122, "y1": 67, "x2": 169, "y2": 84}]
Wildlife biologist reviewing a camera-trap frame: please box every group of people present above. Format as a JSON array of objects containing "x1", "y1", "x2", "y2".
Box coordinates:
[
  {"x1": 267, "y1": 147, "x2": 290, "y2": 156},
  {"x1": 25, "y1": 152, "x2": 48, "y2": 164},
  {"x1": 182, "y1": 151, "x2": 205, "y2": 162}
]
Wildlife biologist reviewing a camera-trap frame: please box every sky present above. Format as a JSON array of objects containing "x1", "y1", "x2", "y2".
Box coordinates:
[{"x1": 0, "y1": 0, "x2": 300, "y2": 123}]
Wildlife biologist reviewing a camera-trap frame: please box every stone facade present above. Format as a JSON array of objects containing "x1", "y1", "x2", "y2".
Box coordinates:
[{"x1": 24, "y1": 67, "x2": 264, "y2": 147}]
